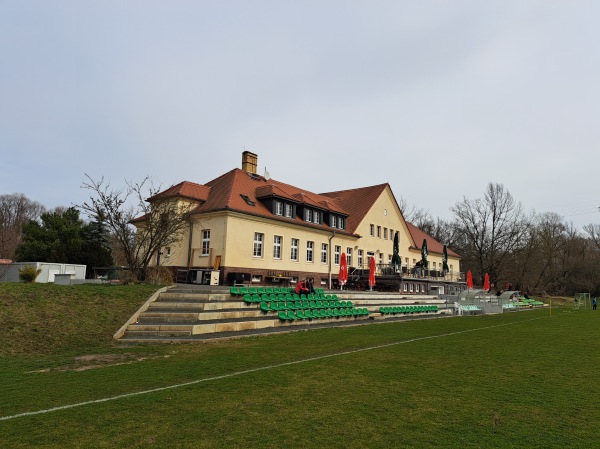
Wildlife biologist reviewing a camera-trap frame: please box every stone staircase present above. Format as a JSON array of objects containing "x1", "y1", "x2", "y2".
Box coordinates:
[{"x1": 116, "y1": 285, "x2": 451, "y2": 342}]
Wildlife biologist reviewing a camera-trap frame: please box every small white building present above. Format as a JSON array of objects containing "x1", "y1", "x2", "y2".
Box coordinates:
[{"x1": 0, "y1": 262, "x2": 87, "y2": 283}]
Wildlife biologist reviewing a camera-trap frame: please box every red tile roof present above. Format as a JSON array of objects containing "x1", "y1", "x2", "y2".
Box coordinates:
[
  {"x1": 148, "y1": 181, "x2": 211, "y2": 202},
  {"x1": 187, "y1": 169, "x2": 355, "y2": 234},
  {"x1": 405, "y1": 222, "x2": 460, "y2": 257}
]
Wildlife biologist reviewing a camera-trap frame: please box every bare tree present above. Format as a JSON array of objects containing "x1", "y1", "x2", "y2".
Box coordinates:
[
  {"x1": 0, "y1": 193, "x2": 45, "y2": 260},
  {"x1": 451, "y1": 183, "x2": 532, "y2": 287},
  {"x1": 583, "y1": 223, "x2": 600, "y2": 251},
  {"x1": 78, "y1": 175, "x2": 194, "y2": 281}
]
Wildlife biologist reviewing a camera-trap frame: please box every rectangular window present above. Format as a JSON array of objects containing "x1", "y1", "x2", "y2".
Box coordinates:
[
  {"x1": 201, "y1": 230, "x2": 210, "y2": 256},
  {"x1": 403, "y1": 283, "x2": 408, "y2": 292},
  {"x1": 331, "y1": 215, "x2": 337, "y2": 228},
  {"x1": 390, "y1": 229, "x2": 394, "y2": 240},
  {"x1": 285, "y1": 204, "x2": 293, "y2": 218},
  {"x1": 314, "y1": 211, "x2": 321, "y2": 224},
  {"x1": 321, "y1": 243, "x2": 328, "y2": 264},
  {"x1": 334, "y1": 245, "x2": 341, "y2": 265},
  {"x1": 388, "y1": 254, "x2": 392, "y2": 264},
  {"x1": 384, "y1": 228, "x2": 388, "y2": 240},
  {"x1": 377, "y1": 226, "x2": 381, "y2": 238},
  {"x1": 253, "y1": 232, "x2": 264, "y2": 257},
  {"x1": 273, "y1": 235, "x2": 282, "y2": 259},
  {"x1": 290, "y1": 238, "x2": 299, "y2": 261},
  {"x1": 378, "y1": 253, "x2": 383, "y2": 265},
  {"x1": 307, "y1": 241, "x2": 314, "y2": 262},
  {"x1": 358, "y1": 250, "x2": 363, "y2": 268},
  {"x1": 305, "y1": 209, "x2": 313, "y2": 222},
  {"x1": 346, "y1": 248, "x2": 353, "y2": 267},
  {"x1": 370, "y1": 224, "x2": 374, "y2": 236},
  {"x1": 338, "y1": 217, "x2": 345, "y2": 230},
  {"x1": 275, "y1": 201, "x2": 283, "y2": 216}
]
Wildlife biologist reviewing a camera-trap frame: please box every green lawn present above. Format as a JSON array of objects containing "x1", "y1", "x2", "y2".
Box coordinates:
[{"x1": 1, "y1": 284, "x2": 597, "y2": 448}]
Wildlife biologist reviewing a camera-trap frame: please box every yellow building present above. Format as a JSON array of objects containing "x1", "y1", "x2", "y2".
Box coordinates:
[{"x1": 146, "y1": 152, "x2": 462, "y2": 294}]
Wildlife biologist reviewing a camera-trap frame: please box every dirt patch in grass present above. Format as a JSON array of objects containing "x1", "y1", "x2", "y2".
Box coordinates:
[{"x1": 27, "y1": 352, "x2": 172, "y2": 373}]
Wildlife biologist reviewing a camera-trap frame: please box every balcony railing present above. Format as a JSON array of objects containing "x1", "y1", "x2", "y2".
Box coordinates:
[{"x1": 350, "y1": 263, "x2": 464, "y2": 283}]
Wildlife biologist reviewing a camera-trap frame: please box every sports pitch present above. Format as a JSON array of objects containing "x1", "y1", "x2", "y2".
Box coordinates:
[{"x1": 1, "y1": 307, "x2": 597, "y2": 448}]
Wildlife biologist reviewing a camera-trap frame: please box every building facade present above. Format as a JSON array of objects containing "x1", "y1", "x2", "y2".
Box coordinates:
[{"x1": 139, "y1": 152, "x2": 463, "y2": 294}]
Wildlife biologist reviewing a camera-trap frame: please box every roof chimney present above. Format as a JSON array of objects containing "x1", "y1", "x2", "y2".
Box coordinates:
[{"x1": 242, "y1": 151, "x2": 258, "y2": 174}]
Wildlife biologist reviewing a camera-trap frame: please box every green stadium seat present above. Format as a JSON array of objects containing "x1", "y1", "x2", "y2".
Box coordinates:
[
  {"x1": 260, "y1": 302, "x2": 271, "y2": 312},
  {"x1": 239, "y1": 287, "x2": 248, "y2": 295},
  {"x1": 278, "y1": 311, "x2": 289, "y2": 320},
  {"x1": 251, "y1": 294, "x2": 260, "y2": 302},
  {"x1": 230, "y1": 286, "x2": 240, "y2": 295},
  {"x1": 243, "y1": 293, "x2": 252, "y2": 303},
  {"x1": 256, "y1": 287, "x2": 265, "y2": 294}
]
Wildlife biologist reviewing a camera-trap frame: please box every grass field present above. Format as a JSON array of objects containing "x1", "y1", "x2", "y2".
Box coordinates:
[{"x1": 1, "y1": 284, "x2": 598, "y2": 448}]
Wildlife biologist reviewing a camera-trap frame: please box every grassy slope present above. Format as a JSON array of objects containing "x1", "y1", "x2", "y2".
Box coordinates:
[{"x1": 0, "y1": 283, "x2": 160, "y2": 357}]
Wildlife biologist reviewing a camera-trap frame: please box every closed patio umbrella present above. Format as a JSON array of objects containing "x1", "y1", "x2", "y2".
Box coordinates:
[
  {"x1": 442, "y1": 244, "x2": 449, "y2": 275},
  {"x1": 391, "y1": 231, "x2": 401, "y2": 273},
  {"x1": 483, "y1": 273, "x2": 490, "y2": 291},
  {"x1": 368, "y1": 256, "x2": 376, "y2": 290},
  {"x1": 339, "y1": 252, "x2": 348, "y2": 290},
  {"x1": 421, "y1": 239, "x2": 428, "y2": 275},
  {"x1": 467, "y1": 270, "x2": 474, "y2": 289}
]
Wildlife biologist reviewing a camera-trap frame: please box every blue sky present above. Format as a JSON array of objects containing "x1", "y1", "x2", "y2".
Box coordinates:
[{"x1": 1, "y1": 1, "x2": 599, "y2": 228}]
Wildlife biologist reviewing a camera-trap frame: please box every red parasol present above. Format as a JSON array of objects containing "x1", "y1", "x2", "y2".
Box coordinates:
[
  {"x1": 483, "y1": 273, "x2": 490, "y2": 291},
  {"x1": 368, "y1": 256, "x2": 376, "y2": 290},
  {"x1": 339, "y1": 252, "x2": 348, "y2": 290},
  {"x1": 466, "y1": 270, "x2": 474, "y2": 289}
]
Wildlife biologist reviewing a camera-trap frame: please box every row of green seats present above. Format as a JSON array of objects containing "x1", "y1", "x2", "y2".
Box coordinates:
[
  {"x1": 242, "y1": 293, "x2": 341, "y2": 303},
  {"x1": 278, "y1": 307, "x2": 369, "y2": 321},
  {"x1": 260, "y1": 299, "x2": 353, "y2": 312},
  {"x1": 379, "y1": 305, "x2": 438, "y2": 314},
  {"x1": 230, "y1": 286, "x2": 294, "y2": 296}
]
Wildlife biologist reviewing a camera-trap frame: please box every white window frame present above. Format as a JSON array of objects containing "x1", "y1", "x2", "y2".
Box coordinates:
[
  {"x1": 346, "y1": 248, "x2": 353, "y2": 267},
  {"x1": 321, "y1": 243, "x2": 328, "y2": 264},
  {"x1": 334, "y1": 245, "x2": 341, "y2": 265},
  {"x1": 290, "y1": 238, "x2": 299, "y2": 261},
  {"x1": 305, "y1": 209, "x2": 313, "y2": 222},
  {"x1": 201, "y1": 230, "x2": 210, "y2": 256},
  {"x1": 253, "y1": 232, "x2": 264, "y2": 258},
  {"x1": 285, "y1": 204, "x2": 293, "y2": 218},
  {"x1": 273, "y1": 235, "x2": 282, "y2": 259},
  {"x1": 358, "y1": 250, "x2": 363, "y2": 268},
  {"x1": 370, "y1": 224, "x2": 374, "y2": 236},
  {"x1": 306, "y1": 241, "x2": 314, "y2": 263},
  {"x1": 275, "y1": 201, "x2": 283, "y2": 216}
]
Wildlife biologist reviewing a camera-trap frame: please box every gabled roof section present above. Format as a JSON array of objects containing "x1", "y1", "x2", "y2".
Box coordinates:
[
  {"x1": 320, "y1": 184, "x2": 388, "y2": 234},
  {"x1": 405, "y1": 222, "x2": 460, "y2": 258},
  {"x1": 147, "y1": 181, "x2": 210, "y2": 203},
  {"x1": 187, "y1": 169, "x2": 352, "y2": 233}
]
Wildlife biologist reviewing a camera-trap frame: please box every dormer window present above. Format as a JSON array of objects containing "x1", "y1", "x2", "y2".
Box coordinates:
[
  {"x1": 330, "y1": 214, "x2": 345, "y2": 230},
  {"x1": 305, "y1": 209, "x2": 313, "y2": 222},
  {"x1": 274, "y1": 200, "x2": 283, "y2": 216},
  {"x1": 284, "y1": 204, "x2": 292, "y2": 218}
]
